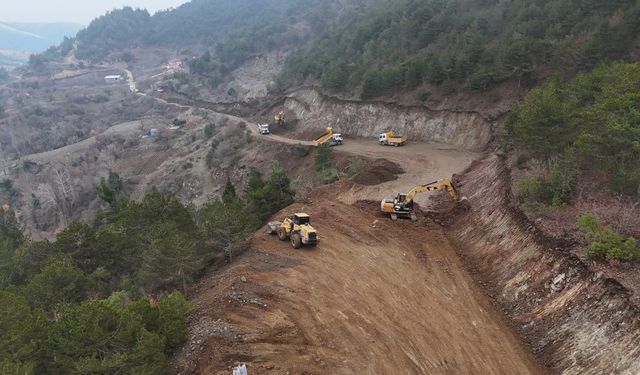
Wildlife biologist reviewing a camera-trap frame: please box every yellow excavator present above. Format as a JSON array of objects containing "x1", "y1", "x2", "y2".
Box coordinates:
[
  {"x1": 266, "y1": 213, "x2": 319, "y2": 248},
  {"x1": 274, "y1": 111, "x2": 285, "y2": 125},
  {"x1": 381, "y1": 178, "x2": 469, "y2": 221}
]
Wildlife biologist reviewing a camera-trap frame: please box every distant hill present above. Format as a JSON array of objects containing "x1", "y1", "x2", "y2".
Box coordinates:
[
  {"x1": 0, "y1": 22, "x2": 83, "y2": 52},
  {"x1": 72, "y1": 0, "x2": 373, "y2": 64}
]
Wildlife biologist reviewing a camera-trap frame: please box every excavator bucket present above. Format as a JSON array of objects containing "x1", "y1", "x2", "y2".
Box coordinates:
[{"x1": 457, "y1": 196, "x2": 471, "y2": 210}]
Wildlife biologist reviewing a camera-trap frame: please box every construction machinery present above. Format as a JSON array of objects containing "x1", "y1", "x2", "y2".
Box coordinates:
[
  {"x1": 315, "y1": 127, "x2": 344, "y2": 147},
  {"x1": 266, "y1": 213, "x2": 319, "y2": 248},
  {"x1": 379, "y1": 130, "x2": 405, "y2": 146},
  {"x1": 258, "y1": 123, "x2": 270, "y2": 135},
  {"x1": 274, "y1": 111, "x2": 285, "y2": 125},
  {"x1": 381, "y1": 178, "x2": 469, "y2": 221}
]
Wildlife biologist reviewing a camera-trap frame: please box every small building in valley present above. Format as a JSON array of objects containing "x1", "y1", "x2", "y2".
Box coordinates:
[{"x1": 104, "y1": 75, "x2": 122, "y2": 84}]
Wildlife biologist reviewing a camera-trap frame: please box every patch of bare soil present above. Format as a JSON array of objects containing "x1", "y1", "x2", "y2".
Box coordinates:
[
  {"x1": 173, "y1": 184, "x2": 543, "y2": 374},
  {"x1": 352, "y1": 159, "x2": 403, "y2": 186}
]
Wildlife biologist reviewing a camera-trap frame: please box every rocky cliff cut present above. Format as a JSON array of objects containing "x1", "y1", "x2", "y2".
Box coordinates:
[{"x1": 285, "y1": 88, "x2": 494, "y2": 151}]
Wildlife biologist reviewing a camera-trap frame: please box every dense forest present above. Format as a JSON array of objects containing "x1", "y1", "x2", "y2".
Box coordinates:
[
  {"x1": 35, "y1": 0, "x2": 640, "y2": 99},
  {"x1": 508, "y1": 61, "x2": 640, "y2": 199},
  {"x1": 0, "y1": 165, "x2": 295, "y2": 374},
  {"x1": 279, "y1": 0, "x2": 640, "y2": 98},
  {"x1": 71, "y1": 0, "x2": 354, "y2": 66}
]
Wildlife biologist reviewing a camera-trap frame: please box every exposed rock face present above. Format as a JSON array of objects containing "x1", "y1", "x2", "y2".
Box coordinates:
[
  {"x1": 285, "y1": 88, "x2": 494, "y2": 151},
  {"x1": 449, "y1": 155, "x2": 640, "y2": 375}
]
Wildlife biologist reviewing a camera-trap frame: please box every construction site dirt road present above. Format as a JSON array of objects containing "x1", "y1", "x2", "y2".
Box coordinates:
[{"x1": 172, "y1": 124, "x2": 545, "y2": 374}]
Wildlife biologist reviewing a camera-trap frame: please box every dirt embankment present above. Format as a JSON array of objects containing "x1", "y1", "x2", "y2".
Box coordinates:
[
  {"x1": 173, "y1": 193, "x2": 543, "y2": 375},
  {"x1": 448, "y1": 155, "x2": 640, "y2": 374},
  {"x1": 284, "y1": 88, "x2": 494, "y2": 151}
]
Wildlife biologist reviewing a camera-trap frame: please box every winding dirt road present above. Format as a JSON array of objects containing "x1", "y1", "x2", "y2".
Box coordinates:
[
  {"x1": 14, "y1": 65, "x2": 542, "y2": 373},
  {"x1": 14, "y1": 68, "x2": 542, "y2": 372},
  {"x1": 169, "y1": 100, "x2": 544, "y2": 374}
]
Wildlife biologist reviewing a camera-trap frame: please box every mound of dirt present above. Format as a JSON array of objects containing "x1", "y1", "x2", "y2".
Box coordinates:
[{"x1": 352, "y1": 159, "x2": 404, "y2": 186}]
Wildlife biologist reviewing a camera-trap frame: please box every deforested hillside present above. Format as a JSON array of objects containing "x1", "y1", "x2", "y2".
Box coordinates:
[{"x1": 279, "y1": 0, "x2": 640, "y2": 98}]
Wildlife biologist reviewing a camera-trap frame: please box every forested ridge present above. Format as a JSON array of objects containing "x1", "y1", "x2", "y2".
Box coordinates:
[
  {"x1": 0, "y1": 165, "x2": 295, "y2": 374},
  {"x1": 43, "y1": 0, "x2": 640, "y2": 99},
  {"x1": 509, "y1": 62, "x2": 640, "y2": 199},
  {"x1": 11, "y1": 0, "x2": 640, "y2": 369},
  {"x1": 279, "y1": 0, "x2": 640, "y2": 98},
  {"x1": 72, "y1": 0, "x2": 351, "y2": 66}
]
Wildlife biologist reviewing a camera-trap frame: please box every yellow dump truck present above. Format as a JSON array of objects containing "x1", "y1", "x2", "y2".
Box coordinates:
[
  {"x1": 315, "y1": 127, "x2": 343, "y2": 147},
  {"x1": 378, "y1": 131, "x2": 405, "y2": 146}
]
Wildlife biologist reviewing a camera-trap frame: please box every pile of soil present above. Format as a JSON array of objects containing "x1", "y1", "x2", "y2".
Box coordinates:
[{"x1": 352, "y1": 159, "x2": 404, "y2": 186}]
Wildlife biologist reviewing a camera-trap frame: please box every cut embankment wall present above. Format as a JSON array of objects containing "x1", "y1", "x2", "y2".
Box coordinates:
[
  {"x1": 449, "y1": 155, "x2": 640, "y2": 374},
  {"x1": 284, "y1": 88, "x2": 493, "y2": 151}
]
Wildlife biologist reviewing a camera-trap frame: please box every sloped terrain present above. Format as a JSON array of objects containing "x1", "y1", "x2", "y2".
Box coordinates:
[
  {"x1": 170, "y1": 136, "x2": 544, "y2": 374},
  {"x1": 447, "y1": 156, "x2": 640, "y2": 374},
  {"x1": 173, "y1": 191, "x2": 542, "y2": 374}
]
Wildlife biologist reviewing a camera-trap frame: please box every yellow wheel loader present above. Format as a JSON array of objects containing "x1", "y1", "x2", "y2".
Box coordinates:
[
  {"x1": 266, "y1": 213, "x2": 319, "y2": 249},
  {"x1": 381, "y1": 178, "x2": 469, "y2": 221}
]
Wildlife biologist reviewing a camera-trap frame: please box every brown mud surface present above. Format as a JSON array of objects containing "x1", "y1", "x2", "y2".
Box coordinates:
[
  {"x1": 173, "y1": 182, "x2": 544, "y2": 374},
  {"x1": 351, "y1": 159, "x2": 403, "y2": 186},
  {"x1": 150, "y1": 82, "x2": 639, "y2": 375}
]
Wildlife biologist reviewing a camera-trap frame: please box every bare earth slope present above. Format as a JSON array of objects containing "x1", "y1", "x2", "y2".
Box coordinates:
[
  {"x1": 174, "y1": 194, "x2": 543, "y2": 374},
  {"x1": 173, "y1": 135, "x2": 543, "y2": 374},
  {"x1": 448, "y1": 156, "x2": 640, "y2": 374}
]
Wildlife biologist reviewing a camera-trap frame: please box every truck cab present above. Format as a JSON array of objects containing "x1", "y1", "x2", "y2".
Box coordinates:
[
  {"x1": 378, "y1": 132, "x2": 389, "y2": 144},
  {"x1": 328, "y1": 133, "x2": 343, "y2": 146},
  {"x1": 258, "y1": 124, "x2": 270, "y2": 135}
]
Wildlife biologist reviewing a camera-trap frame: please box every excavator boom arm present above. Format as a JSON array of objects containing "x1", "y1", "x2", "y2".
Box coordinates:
[{"x1": 404, "y1": 179, "x2": 459, "y2": 205}]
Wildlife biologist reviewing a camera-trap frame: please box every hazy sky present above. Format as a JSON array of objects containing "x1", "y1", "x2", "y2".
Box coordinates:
[{"x1": 3, "y1": 0, "x2": 190, "y2": 24}]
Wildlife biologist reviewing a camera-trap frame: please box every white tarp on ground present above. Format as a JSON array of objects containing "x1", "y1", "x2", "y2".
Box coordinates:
[{"x1": 232, "y1": 364, "x2": 247, "y2": 375}]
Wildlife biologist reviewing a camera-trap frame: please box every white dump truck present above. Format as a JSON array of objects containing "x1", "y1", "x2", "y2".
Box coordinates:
[{"x1": 258, "y1": 124, "x2": 270, "y2": 135}]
